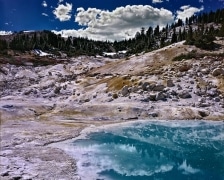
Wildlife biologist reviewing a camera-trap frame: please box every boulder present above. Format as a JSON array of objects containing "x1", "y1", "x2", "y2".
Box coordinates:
[
  {"x1": 212, "y1": 68, "x2": 224, "y2": 76},
  {"x1": 213, "y1": 97, "x2": 220, "y2": 102},
  {"x1": 54, "y1": 86, "x2": 61, "y2": 94},
  {"x1": 148, "y1": 83, "x2": 156, "y2": 91},
  {"x1": 112, "y1": 93, "x2": 118, "y2": 99},
  {"x1": 121, "y1": 85, "x2": 129, "y2": 96},
  {"x1": 141, "y1": 82, "x2": 150, "y2": 91},
  {"x1": 148, "y1": 112, "x2": 158, "y2": 117},
  {"x1": 198, "y1": 98, "x2": 206, "y2": 103},
  {"x1": 2, "y1": 105, "x2": 14, "y2": 109},
  {"x1": 141, "y1": 97, "x2": 150, "y2": 102},
  {"x1": 195, "y1": 90, "x2": 206, "y2": 96},
  {"x1": 207, "y1": 88, "x2": 219, "y2": 97},
  {"x1": 92, "y1": 92, "x2": 97, "y2": 98},
  {"x1": 149, "y1": 93, "x2": 156, "y2": 101},
  {"x1": 199, "y1": 103, "x2": 210, "y2": 107},
  {"x1": 0, "y1": 67, "x2": 9, "y2": 75},
  {"x1": 170, "y1": 90, "x2": 178, "y2": 96},
  {"x1": 179, "y1": 64, "x2": 191, "y2": 72},
  {"x1": 178, "y1": 90, "x2": 192, "y2": 99},
  {"x1": 153, "y1": 84, "x2": 166, "y2": 91},
  {"x1": 166, "y1": 79, "x2": 175, "y2": 87},
  {"x1": 23, "y1": 88, "x2": 33, "y2": 95},
  {"x1": 131, "y1": 86, "x2": 139, "y2": 93},
  {"x1": 198, "y1": 110, "x2": 209, "y2": 117},
  {"x1": 177, "y1": 84, "x2": 182, "y2": 90},
  {"x1": 201, "y1": 68, "x2": 209, "y2": 74},
  {"x1": 156, "y1": 92, "x2": 167, "y2": 101}
]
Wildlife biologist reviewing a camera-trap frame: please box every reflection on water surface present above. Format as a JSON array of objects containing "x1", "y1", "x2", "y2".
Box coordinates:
[{"x1": 68, "y1": 121, "x2": 224, "y2": 180}]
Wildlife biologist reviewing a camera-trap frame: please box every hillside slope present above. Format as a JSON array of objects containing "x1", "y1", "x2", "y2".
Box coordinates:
[
  {"x1": 1, "y1": 39, "x2": 224, "y2": 180},
  {"x1": 1, "y1": 40, "x2": 224, "y2": 121}
]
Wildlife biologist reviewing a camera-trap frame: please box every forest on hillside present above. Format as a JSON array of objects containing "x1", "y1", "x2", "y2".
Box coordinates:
[{"x1": 0, "y1": 8, "x2": 224, "y2": 57}]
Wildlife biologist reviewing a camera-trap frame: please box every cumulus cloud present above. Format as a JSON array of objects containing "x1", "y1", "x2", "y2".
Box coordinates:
[
  {"x1": 176, "y1": 5, "x2": 204, "y2": 21},
  {"x1": 0, "y1": 31, "x2": 13, "y2": 35},
  {"x1": 58, "y1": 0, "x2": 64, "y2": 3},
  {"x1": 53, "y1": 5, "x2": 173, "y2": 41},
  {"x1": 42, "y1": 1, "x2": 47, "y2": 7},
  {"x1": 199, "y1": 0, "x2": 203, "y2": 3},
  {"x1": 42, "y1": 13, "x2": 48, "y2": 16},
  {"x1": 53, "y1": 3, "x2": 72, "y2": 21},
  {"x1": 152, "y1": 0, "x2": 163, "y2": 3}
]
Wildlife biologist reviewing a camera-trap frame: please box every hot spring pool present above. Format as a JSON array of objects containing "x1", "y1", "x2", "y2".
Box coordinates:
[{"x1": 57, "y1": 120, "x2": 224, "y2": 180}]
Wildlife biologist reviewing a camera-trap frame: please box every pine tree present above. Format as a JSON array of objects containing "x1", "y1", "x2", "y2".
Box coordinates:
[
  {"x1": 0, "y1": 39, "x2": 8, "y2": 50},
  {"x1": 154, "y1": 25, "x2": 160, "y2": 37},
  {"x1": 171, "y1": 28, "x2": 177, "y2": 43},
  {"x1": 218, "y1": 22, "x2": 224, "y2": 37},
  {"x1": 185, "y1": 26, "x2": 194, "y2": 45},
  {"x1": 178, "y1": 28, "x2": 182, "y2": 41},
  {"x1": 160, "y1": 37, "x2": 165, "y2": 48}
]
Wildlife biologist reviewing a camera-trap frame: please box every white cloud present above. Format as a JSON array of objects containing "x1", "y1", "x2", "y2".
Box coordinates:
[
  {"x1": 176, "y1": 5, "x2": 204, "y2": 21},
  {"x1": 53, "y1": 3, "x2": 73, "y2": 21},
  {"x1": 0, "y1": 31, "x2": 13, "y2": 35},
  {"x1": 152, "y1": 0, "x2": 163, "y2": 3},
  {"x1": 42, "y1": 1, "x2": 47, "y2": 7},
  {"x1": 4, "y1": 22, "x2": 13, "y2": 26},
  {"x1": 199, "y1": 0, "x2": 203, "y2": 3},
  {"x1": 42, "y1": 13, "x2": 49, "y2": 16},
  {"x1": 58, "y1": 0, "x2": 64, "y2": 3},
  {"x1": 53, "y1": 5, "x2": 173, "y2": 41}
]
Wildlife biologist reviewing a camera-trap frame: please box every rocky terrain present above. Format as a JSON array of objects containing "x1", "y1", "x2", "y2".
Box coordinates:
[{"x1": 1, "y1": 40, "x2": 224, "y2": 179}]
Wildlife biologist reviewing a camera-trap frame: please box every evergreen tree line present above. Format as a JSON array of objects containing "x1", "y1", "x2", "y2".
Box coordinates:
[
  {"x1": 0, "y1": 8, "x2": 224, "y2": 56},
  {"x1": 114, "y1": 8, "x2": 224, "y2": 53},
  {"x1": 0, "y1": 30, "x2": 113, "y2": 56}
]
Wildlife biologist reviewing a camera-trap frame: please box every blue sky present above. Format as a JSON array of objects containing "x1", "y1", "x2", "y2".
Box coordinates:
[{"x1": 0, "y1": 0, "x2": 223, "y2": 40}]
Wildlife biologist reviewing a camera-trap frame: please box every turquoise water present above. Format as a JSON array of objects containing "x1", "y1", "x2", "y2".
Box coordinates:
[{"x1": 70, "y1": 121, "x2": 224, "y2": 180}]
